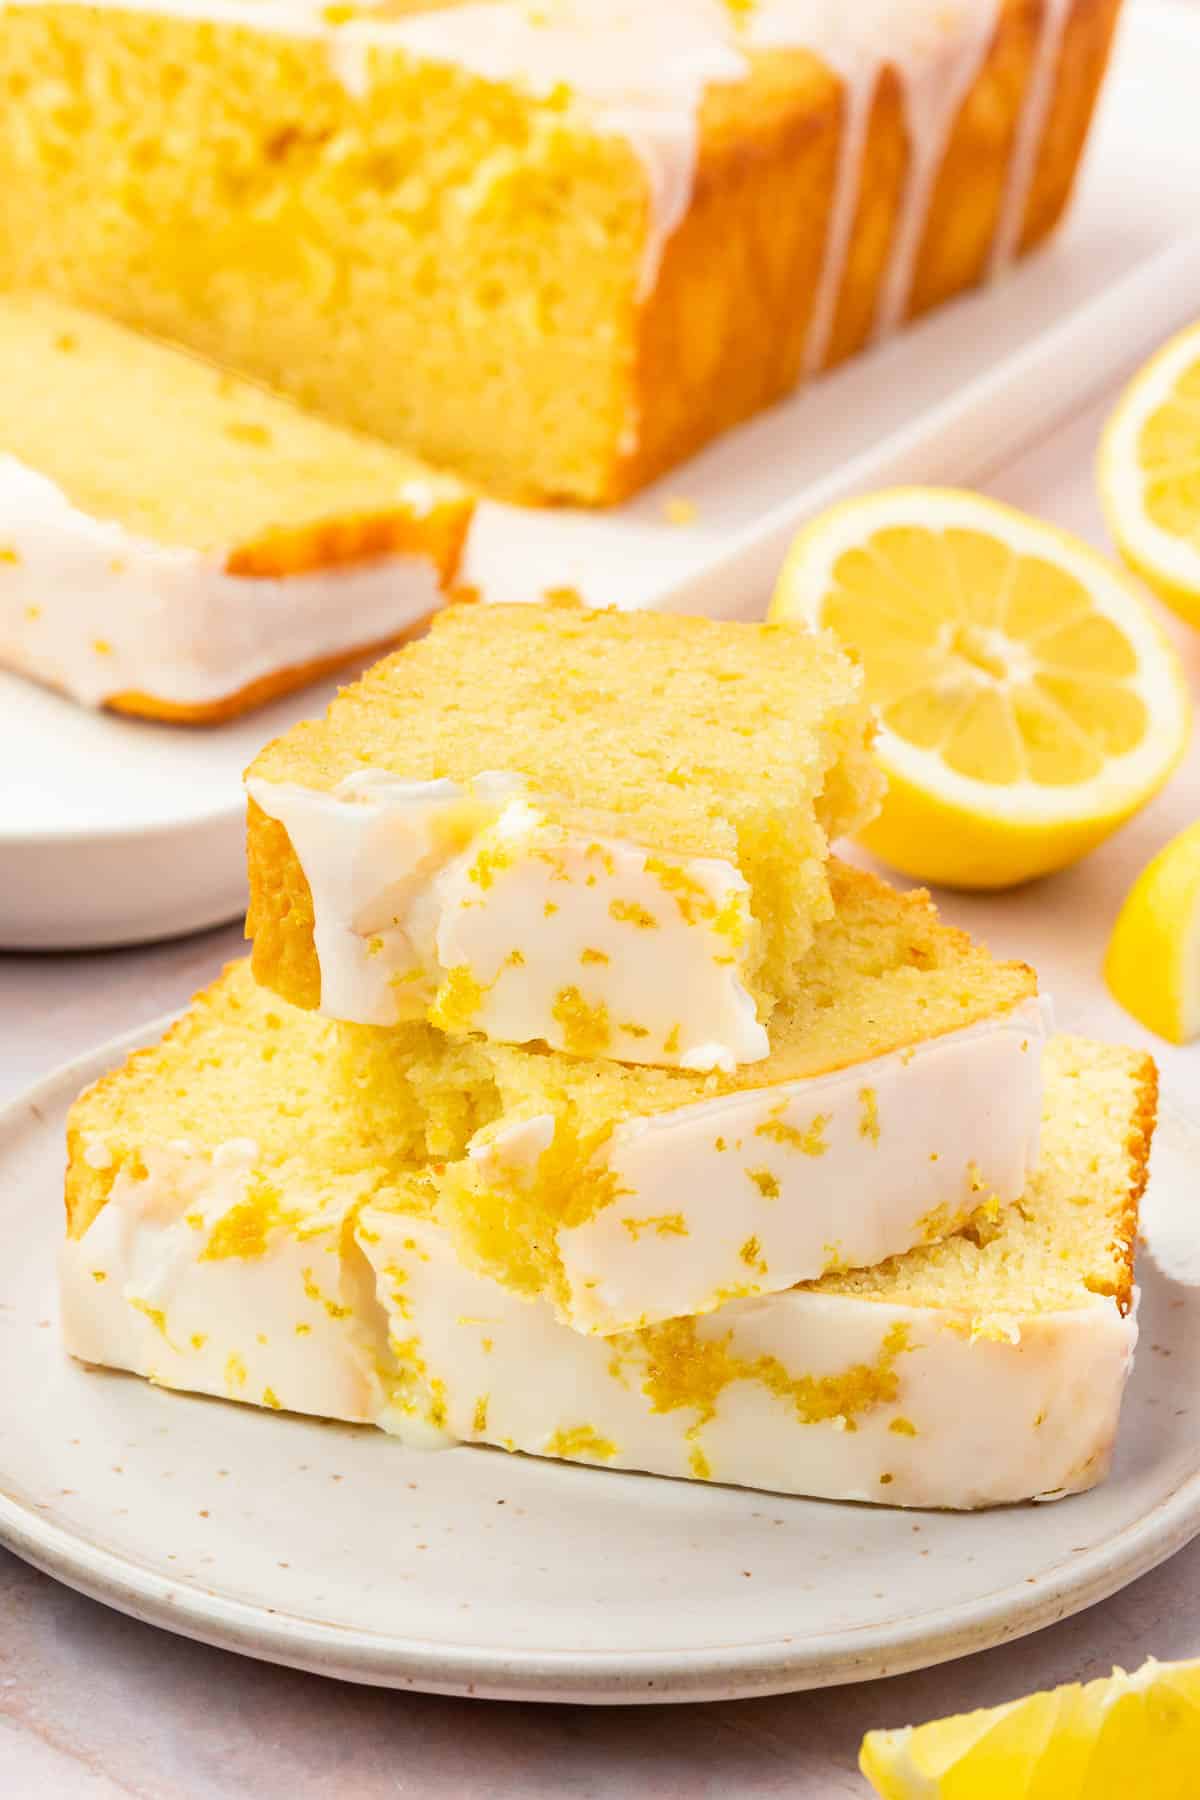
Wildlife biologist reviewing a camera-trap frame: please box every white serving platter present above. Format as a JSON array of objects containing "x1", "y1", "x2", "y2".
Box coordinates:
[
  {"x1": 463, "y1": 3, "x2": 1200, "y2": 615},
  {"x1": 0, "y1": 1025, "x2": 1198, "y2": 1704},
  {"x1": 3, "y1": 0, "x2": 1200, "y2": 951},
  {"x1": 0, "y1": 671, "x2": 354, "y2": 950}
]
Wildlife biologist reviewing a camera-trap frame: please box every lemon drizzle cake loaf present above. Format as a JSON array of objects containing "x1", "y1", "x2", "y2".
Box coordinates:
[
  {"x1": 0, "y1": 0, "x2": 1121, "y2": 504},
  {"x1": 0, "y1": 294, "x2": 471, "y2": 721},
  {"x1": 246, "y1": 602, "x2": 884, "y2": 1072},
  {"x1": 60, "y1": 967, "x2": 1152, "y2": 1509}
]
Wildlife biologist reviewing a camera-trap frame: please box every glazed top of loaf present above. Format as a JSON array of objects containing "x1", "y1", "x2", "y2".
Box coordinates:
[{"x1": 4, "y1": 0, "x2": 1074, "y2": 347}]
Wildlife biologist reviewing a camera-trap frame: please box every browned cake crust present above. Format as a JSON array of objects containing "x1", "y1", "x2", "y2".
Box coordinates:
[
  {"x1": 1111, "y1": 1052, "x2": 1158, "y2": 1317},
  {"x1": 108, "y1": 498, "x2": 470, "y2": 724},
  {"x1": 606, "y1": 0, "x2": 1123, "y2": 503}
]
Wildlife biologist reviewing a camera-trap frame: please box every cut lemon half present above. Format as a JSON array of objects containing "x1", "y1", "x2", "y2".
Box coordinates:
[
  {"x1": 860, "y1": 1657, "x2": 1200, "y2": 1799},
  {"x1": 770, "y1": 489, "x2": 1189, "y2": 889},
  {"x1": 1100, "y1": 319, "x2": 1200, "y2": 627},
  {"x1": 1106, "y1": 819, "x2": 1200, "y2": 1044}
]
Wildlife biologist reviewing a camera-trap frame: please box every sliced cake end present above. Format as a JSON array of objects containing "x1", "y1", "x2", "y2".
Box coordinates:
[{"x1": 0, "y1": 293, "x2": 470, "y2": 720}]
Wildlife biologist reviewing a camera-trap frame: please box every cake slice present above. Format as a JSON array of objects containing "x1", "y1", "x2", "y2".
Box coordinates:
[
  {"x1": 60, "y1": 969, "x2": 1153, "y2": 1509},
  {"x1": 0, "y1": 294, "x2": 471, "y2": 722},
  {"x1": 360, "y1": 1033, "x2": 1150, "y2": 1509},
  {"x1": 246, "y1": 601, "x2": 883, "y2": 1070},
  {"x1": 69, "y1": 863, "x2": 1045, "y2": 1340},
  {"x1": 344, "y1": 863, "x2": 1045, "y2": 1333}
]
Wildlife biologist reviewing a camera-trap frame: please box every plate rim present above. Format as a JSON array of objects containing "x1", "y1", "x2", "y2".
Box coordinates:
[
  {"x1": 0, "y1": 674, "x2": 298, "y2": 848},
  {"x1": 4, "y1": 1019, "x2": 1200, "y2": 1705}
]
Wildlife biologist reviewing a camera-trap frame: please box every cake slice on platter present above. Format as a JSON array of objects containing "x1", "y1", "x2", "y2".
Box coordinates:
[
  {"x1": 0, "y1": 294, "x2": 471, "y2": 722},
  {"x1": 246, "y1": 600, "x2": 884, "y2": 1072},
  {"x1": 60, "y1": 959, "x2": 1152, "y2": 1510}
]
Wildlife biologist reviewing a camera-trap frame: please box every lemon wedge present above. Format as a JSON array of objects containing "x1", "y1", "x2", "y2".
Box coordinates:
[
  {"x1": 861, "y1": 1657, "x2": 1200, "y2": 1798},
  {"x1": 770, "y1": 488, "x2": 1189, "y2": 888},
  {"x1": 1100, "y1": 319, "x2": 1200, "y2": 627},
  {"x1": 1106, "y1": 820, "x2": 1200, "y2": 1043}
]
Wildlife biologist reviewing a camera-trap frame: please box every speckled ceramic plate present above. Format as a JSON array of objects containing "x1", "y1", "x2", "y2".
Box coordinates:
[{"x1": 2, "y1": 1024, "x2": 1199, "y2": 1705}]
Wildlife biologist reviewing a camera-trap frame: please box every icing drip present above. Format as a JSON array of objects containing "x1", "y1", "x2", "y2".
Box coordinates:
[
  {"x1": 372, "y1": 0, "x2": 1049, "y2": 348},
  {"x1": 800, "y1": 36, "x2": 877, "y2": 375},
  {"x1": 869, "y1": 3, "x2": 1001, "y2": 337},
  {"x1": 988, "y1": 0, "x2": 1075, "y2": 273},
  {"x1": 777, "y1": 0, "x2": 1072, "y2": 365},
  {"x1": 336, "y1": 0, "x2": 1016, "y2": 322}
]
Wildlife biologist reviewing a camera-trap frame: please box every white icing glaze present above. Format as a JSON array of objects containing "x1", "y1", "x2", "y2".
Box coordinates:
[
  {"x1": 59, "y1": 1141, "x2": 390, "y2": 1422},
  {"x1": 363, "y1": 1210, "x2": 1136, "y2": 1509},
  {"x1": 463, "y1": 995, "x2": 1047, "y2": 1335},
  {"x1": 746, "y1": 2, "x2": 998, "y2": 370},
  {"x1": 246, "y1": 769, "x2": 770, "y2": 1070},
  {"x1": 989, "y1": 0, "x2": 1074, "y2": 272},
  {"x1": 798, "y1": 22, "x2": 878, "y2": 375},
  {"x1": 58, "y1": 1112, "x2": 1136, "y2": 1508},
  {"x1": 0, "y1": 457, "x2": 444, "y2": 709},
  {"x1": 868, "y1": 3, "x2": 1000, "y2": 337}
]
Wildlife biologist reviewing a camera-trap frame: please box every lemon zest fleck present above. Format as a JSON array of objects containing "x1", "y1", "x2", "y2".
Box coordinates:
[
  {"x1": 755, "y1": 1108, "x2": 829, "y2": 1155},
  {"x1": 621, "y1": 1212, "x2": 688, "y2": 1242},
  {"x1": 551, "y1": 986, "x2": 611, "y2": 1055},
  {"x1": 430, "y1": 965, "x2": 489, "y2": 1032},
  {"x1": 609, "y1": 899, "x2": 658, "y2": 929},
  {"x1": 746, "y1": 1168, "x2": 780, "y2": 1200},
  {"x1": 638, "y1": 1318, "x2": 912, "y2": 1429},
  {"x1": 544, "y1": 1424, "x2": 618, "y2": 1462}
]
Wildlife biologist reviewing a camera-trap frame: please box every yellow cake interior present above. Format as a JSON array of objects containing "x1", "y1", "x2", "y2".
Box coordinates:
[
  {"x1": 64, "y1": 960, "x2": 436, "y2": 1243},
  {"x1": 0, "y1": 1, "x2": 1123, "y2": 503},
  {"x1": 0, "y1": 291, "x2": 467, "y2": 563}
]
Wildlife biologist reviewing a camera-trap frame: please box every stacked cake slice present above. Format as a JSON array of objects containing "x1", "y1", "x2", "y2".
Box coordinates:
[{"x1": 60, "y1": 604, "x2": 1155, "y2": 1508}]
